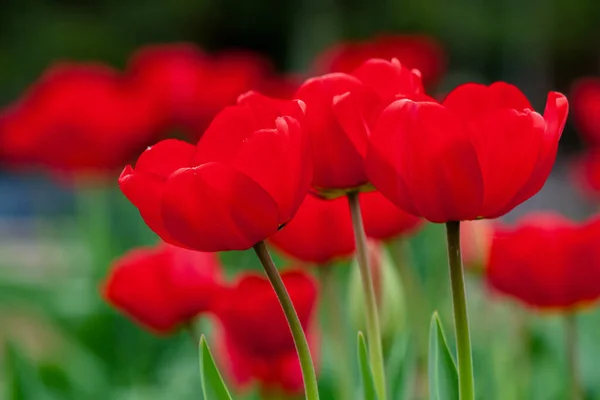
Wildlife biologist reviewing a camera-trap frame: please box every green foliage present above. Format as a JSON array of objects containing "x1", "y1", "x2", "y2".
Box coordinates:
[
  {"x1": 428, "y1": 312, "x2": 458, "y2": 400},
  {"x1": 357, "y1": 332, "x2": 379, "y2": 400},
  {"x1": 199, "y1": 336, "x2": 233, "y2": 400}
]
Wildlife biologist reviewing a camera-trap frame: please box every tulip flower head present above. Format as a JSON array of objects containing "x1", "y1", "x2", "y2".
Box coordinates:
[
  {"x1": 214, "y1": 270, "x2": 318, "y2": 396},
  {"x1": 269, "y1": 191, "x2": 421, "y2": 265},
  {"x1": 487, "y1": 213, "x2": 600, "y2": 311},
  {"x1": 0, "y1": 63, "x2": 161, "y2": 176},
  {"x1": 119, "y1": 92, "x2": 312, "y2": 252},
  {"x1": 295, "y1": 58, "x2": 427, "y2": 195},
  {"x1": 127, "y1": 44, "x2": 284, "y2": 139},
  {"x1": 570, "y1": 77, "x2": 600, "y2": 147},
  {"x1": 366, "y1": 82, "x2": 569, "y2": 222},
  {"x1": 102, "y1": 243, "x2": 221, "y2": 334}
]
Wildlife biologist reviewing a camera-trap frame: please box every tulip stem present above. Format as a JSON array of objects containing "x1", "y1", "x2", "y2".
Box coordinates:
[
  {"x1": 253, "y1": 241, "x2": 320, "y2": 400},
  {"x1": 565, "y1": 313, "x2": 582, "y2": 400},
  {"x1": 445, "y1": 221, "x2": 475, "y2": 400},
  {"x1": 347, "y1": 192, "x2": 387, "y2": 400},
  {"x1": 318, "y1": 266, "x2": 353, "y2": 400}
]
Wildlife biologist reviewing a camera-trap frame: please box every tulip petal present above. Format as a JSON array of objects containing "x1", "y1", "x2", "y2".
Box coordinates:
[
  {"x1": 497, "y1": 92, "x2": 568, "y2": 215},
  {"x1": 367, "y1": 99, "x2": 484, "y2": 222},
  {"x1": 194, "y1": 105, "x2": 260, "y2": 164},
  {"x1": 233, "y1": 117, "x2": 311, "y2": 223},
  {"x1": 161, "y1": 162, "x2": 280, "y2": 252},
  {"x1": 135, "y1": 139, "x2": 196, "y2": 177},
  {"x1": 237, "y1": 91, "x2": 306, "y2": 122},
  {"x1": 468, "y1": 109, "x2": 545, "y2": 217},
  {"x1": 119, "y1": 166, "x2": 183, "y2": 246},
  {"x1": 351, "y1": 58, "x2": 424, "y2": 102},
  {"x1": 332, "y1": 91, "x2": 377, "y2": 158},
  {"x1": 295, "y1": 73, "x2": 370, "y2": 189},
  {"x1": 443, "y1": 82, "x2": 533, "y2": 122},
  {"x1": 103, "y1": 248, "x2": 179, "y2": 333},
  {"x1": 269, "y1": 194, "x2": 355, "y2": 264},
  {"x1": 360, "y1": 191, "x2": 422, "y2": 240}
]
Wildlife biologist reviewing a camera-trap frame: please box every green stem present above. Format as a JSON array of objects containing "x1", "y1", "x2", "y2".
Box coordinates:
[
  {"x1": 445, "y1": 221, "x2": 475, "y2": 400},
  {"x1": 253, "y1": 241, "x2": 320, "y2": 400},
  {"x1": 347, "y1": 192, "x2": 387, "y2": 400},
  {"x1": 565, "y1": 313, "x2": 582, "y2": 400},
  {"x1": 318, "y1": 266, "x2": 353, "y2": 400}
]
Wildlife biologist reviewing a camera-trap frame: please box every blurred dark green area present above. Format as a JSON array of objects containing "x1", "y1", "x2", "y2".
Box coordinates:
[{"x1": 0, "y1": 0, "x2": 600, "y2": 399}]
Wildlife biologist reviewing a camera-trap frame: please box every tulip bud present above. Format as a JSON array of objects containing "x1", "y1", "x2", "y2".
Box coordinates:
[
  {"x1": 460, "y1": 219, "x2": 493, "y2": 274},
  {"x1": 348, "y1": 240, "x2": 405, "y2": 347}
]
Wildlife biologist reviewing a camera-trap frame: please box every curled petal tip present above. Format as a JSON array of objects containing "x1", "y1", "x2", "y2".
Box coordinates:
[
  {"x1": 275, "y1": 116, "x2": 289, "y2": 132},
  {"x1": 332, "y1": 91, "x2": 351, "y2": 106},
  {"x1": 294, "y1": 99, "x2": 307, "y2": 114},
  {"x1": 119, "y1": 165, "x2": 135, "y2": 181},
  {"x1": 236, "y1": 90, "x2": 260, "y2": 104}
]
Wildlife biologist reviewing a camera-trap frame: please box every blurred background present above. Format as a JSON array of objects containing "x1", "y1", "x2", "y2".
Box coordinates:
[{"x1": 0, "y1": 0, "x2": 599, "y2": 399}]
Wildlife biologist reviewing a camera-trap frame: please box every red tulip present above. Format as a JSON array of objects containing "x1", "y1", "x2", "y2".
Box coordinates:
[
  {"x1": 214, "y1": 270, "x2": 318, "y2": 395},
  {"x1": 360, "y1": 190, "x2": 422, "y2": 240},
  {"x1": 269, "y1": 191, "x2": 421, "y2": 264},
  {"x1": 0, "y1": 63, "x2": 160, "y2": 175},
  {"x1": 128, "y1": 43, "x2": 286, "y2": 139},
  {"x1": 366, "y1": 82, "x2": 569, "y2": 222},
  {"x1": 573, "y1": 149, "x2": 600, "y2": 198},
  {"x1": 487, "y1": 213, "x2": 600, "y2": 310},
  {"x1": 314, "y1": 34, "x2": 446, "y2": 87},
  {"x1": 295, "y1": 58, "x2": 425, "y2": 193},
  {"x1": 102, "y1": 242, "x2": 221, "y2": 333},
  {"x1": 119, "y1": 91, "x2": 312, "y2": 252},
  {"x1": 269, "y1": 193, "x2": 355, "y2": 264},
  {"x1": 570, "y1": 77, "x2": 600, "y2": 146}
]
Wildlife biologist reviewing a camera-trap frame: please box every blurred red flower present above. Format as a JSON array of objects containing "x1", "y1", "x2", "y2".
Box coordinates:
[
  {"x1": 102, "y1": 242, "x2": 221, "y2": 334},
  {"x1": 487, "y1": 213, "x2": 600, "y2": 310},
  {"x1": 214, "y1": 270, "x2": 318, "y2": 396},
  {"x1": 460, "y1": 219, "x2": 493, "y2": 272},
  {"x1": 366, "y1": 82, "x2": 569, "y2": 222},
  {"x1": 128, "y1": 43, "x2": 295, "y2": 139},
  {"x1": 361, "y1": 190, "x2": 422, "y2": 240},
  {"x1": 314, "y1": 34, "x2": 446, "y2": 87},
  {"x1": 573, "y1": 149, "x2": 600, "y2": 198},
  {"x1": 269, "y1": 191, "x2": 421, "y2": 264},
  {"x1": 0, "y1": 63, "x2": 160, "y2": 175},
  {"x1": 120, "y1": 92, "x2": 312, "y2": 252},
  {"x1": 570, "y1": 77, "x2": 600, "y2": 146},
  {"x1": 295, "y1": 58, "x2": 425, "y2": 194}
]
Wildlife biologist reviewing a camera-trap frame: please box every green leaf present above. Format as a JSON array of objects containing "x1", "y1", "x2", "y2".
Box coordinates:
[
  {"x1": 4, "y1": 342, "x2": 55, "y2": 400},
  {"x1": 386, "y1": 332, "x2": 412, "y2": 400},
  {"x1": 199, "y1": 335, "x2": 233, "y2": 400},
  {"x1": 428, "y1": 312, "x2": 459, "y2": 400},
  {"x1": 357, "y1": 331, "x2": 379, "y2": 400}
]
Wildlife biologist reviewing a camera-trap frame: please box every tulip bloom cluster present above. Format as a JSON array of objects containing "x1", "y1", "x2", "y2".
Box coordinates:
[
  {"x1": 487, "y1": 213, "x2": 600, "y2": 310},
  {"x1": 103, "y1": 242, "x2": 318, "y2": 396},
  {"x1": 0, "y1": 44, "x2": 294, "y2": 177},
  {"x1": 6, "y1": 32, "x2": 564, "y2": 400},
  {"x1": 114, "y1": 49, "x2": 568, "y2": 400}
]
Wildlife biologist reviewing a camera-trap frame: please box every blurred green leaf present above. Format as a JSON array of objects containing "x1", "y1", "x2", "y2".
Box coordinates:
[
  {"x1": 199, "y1": 335, "x2": 232, "y2": 400},
  {"x1": 428, "y1": 312, "x2": 458, "y2": 400},
  {"x1": 3, "y1": 342, "x2": 55, "y2": 400},
  {"x1": 386, "y1": 332, "x2": 411, "y2": 400},
  {"x1": 357, "y1": 331, "x2": 378, "y2": 400}
]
